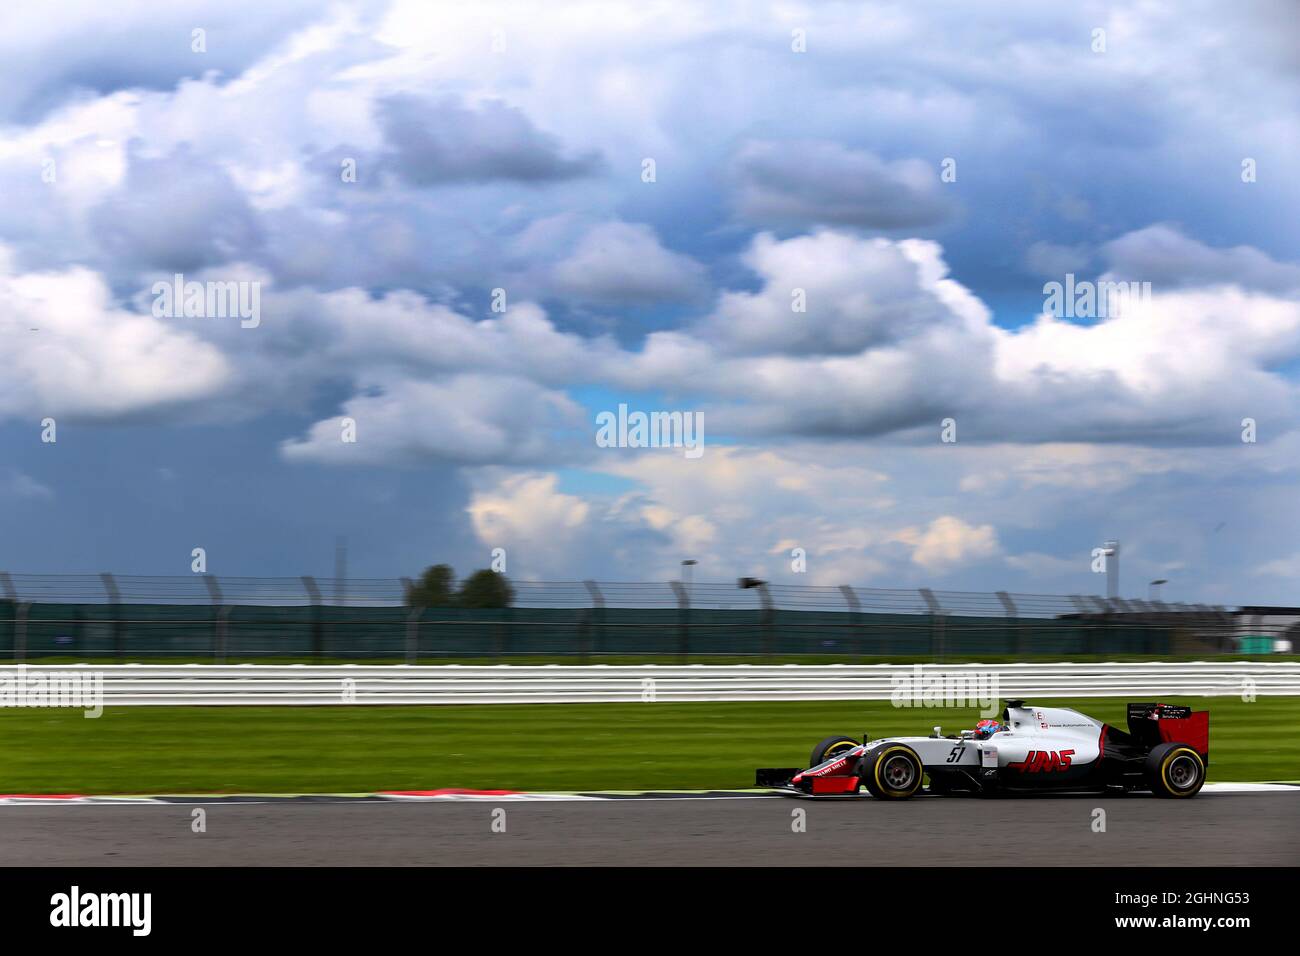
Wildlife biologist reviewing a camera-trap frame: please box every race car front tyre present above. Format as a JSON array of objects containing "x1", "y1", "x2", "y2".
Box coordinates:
[
  {"x1": 1144, "y1": 742, "x2": 1206, "y2": 798},
  {"x1": 809, "y1": 735, "x2": 860, "y2": 769},
  {"x1": 859, "y1": 744, "x2": 924, "y2": 800}
]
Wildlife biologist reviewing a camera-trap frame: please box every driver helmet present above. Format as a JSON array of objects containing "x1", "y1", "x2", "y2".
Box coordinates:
[{"x1": 973, "y1": 718, "x2": 1003, "y2": 739}]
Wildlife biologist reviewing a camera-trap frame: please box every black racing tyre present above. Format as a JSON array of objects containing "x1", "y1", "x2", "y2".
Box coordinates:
[
  {"x1": 859, "y1": 743, "x2": 924, "y2": 800},
  {"x1": 1144, "y1": 742, "x2": 1206, "y2": 798},
  {"x1": 809, "y1": 735, "x2": 860, "y2": 769}
]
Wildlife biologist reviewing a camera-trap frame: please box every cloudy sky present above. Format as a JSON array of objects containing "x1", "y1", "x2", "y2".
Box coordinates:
[{"x1": 1, "y1": 0, "x2": 1298, "y2": 604}]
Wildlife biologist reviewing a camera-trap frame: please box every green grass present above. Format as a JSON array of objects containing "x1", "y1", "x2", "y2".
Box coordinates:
[{"x1": 1, "y1": 697, "x2": 1297, "y2": 794}]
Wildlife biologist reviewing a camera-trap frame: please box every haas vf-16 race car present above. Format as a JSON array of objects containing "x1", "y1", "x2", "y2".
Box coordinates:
[{"x1": 756, "y1": 701, "x2": 1209, "y2": 799}]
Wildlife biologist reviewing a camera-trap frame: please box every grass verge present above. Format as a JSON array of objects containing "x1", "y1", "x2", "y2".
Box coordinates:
[{"x1": 1, "y1": 697, "x2": 1296, "y2": 794}]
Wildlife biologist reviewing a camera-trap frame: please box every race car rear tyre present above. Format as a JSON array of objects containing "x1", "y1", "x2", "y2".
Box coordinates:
[
  {"x1": 1144, "y1": 743, "x2": 1206, "y2": 798},
  {"x1": 859, "y1": 744, "x2": 924, "y2": 800},
  {"x1": 809, "y1": 735, "x2": 860, "y2": 769}
]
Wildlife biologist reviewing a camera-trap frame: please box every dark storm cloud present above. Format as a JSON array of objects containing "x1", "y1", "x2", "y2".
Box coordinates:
[
  {"x1": 729, "y1": 139, "x2": 954, "y2": 230},
  {"x1": 0, "y1": 0, "x2": 334, "y2": 124},
  {"x1": 375, "y1": 95, "x2": 603, "y2": 186},
  {"x1": 89, "y1": 145, "x2": 263, "y2": 274},
  {"x1": 1101, "y1": 225, "x2": 1300, "y2": 294}
]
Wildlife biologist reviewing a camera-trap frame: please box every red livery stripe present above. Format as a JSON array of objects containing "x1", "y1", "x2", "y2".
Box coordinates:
[{"x1": 378, "y1": 789, "x2": 519, "y2": 797}]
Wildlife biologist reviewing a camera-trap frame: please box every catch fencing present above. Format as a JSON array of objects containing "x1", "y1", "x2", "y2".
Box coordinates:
[{"x1": 0, "y1": 573, "x2": 1276, "y2": 662}]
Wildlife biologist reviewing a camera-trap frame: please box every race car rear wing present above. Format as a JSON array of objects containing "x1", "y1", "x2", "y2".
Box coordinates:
[{"x1": 1126, "y1": 702, "x2": 1209, "y2": 758}]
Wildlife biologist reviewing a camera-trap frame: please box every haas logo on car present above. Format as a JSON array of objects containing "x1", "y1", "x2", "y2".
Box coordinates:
[{"x1": 1007, "y1": 749, "x2": 1075, "y2": 772}]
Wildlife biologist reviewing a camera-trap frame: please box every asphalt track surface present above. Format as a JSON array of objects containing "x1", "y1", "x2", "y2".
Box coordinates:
[{"x1": 2, "y1": 792, "x2": 1297, "y2": 866}]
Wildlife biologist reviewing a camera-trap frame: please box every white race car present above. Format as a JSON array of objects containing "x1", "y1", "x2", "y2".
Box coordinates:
[{"x1": 756, "y1": 700, "x2": 1209, "y2": 799}]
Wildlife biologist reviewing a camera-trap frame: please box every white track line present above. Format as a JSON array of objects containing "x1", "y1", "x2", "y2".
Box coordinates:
[{"x1": 0, "y1": 781, "x2": 1293, "y2": 805}]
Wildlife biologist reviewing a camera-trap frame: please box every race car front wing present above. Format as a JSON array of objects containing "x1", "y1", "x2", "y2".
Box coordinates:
[{"x1": 755, "y1": 768, "x2": 861, "y2": 795}]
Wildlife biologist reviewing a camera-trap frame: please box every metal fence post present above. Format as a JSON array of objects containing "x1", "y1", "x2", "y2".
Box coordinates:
[
  {"x1": 301, "y1": 576, "x2": 323, "y2": 659},
  {"x1": 204, "y1": 574, "x2": 227, "y2": 663},
  {"x1": 749, "y1": 581, "x2": 775, "y2": 658},
  {"x1": 670, "y1": 580, "x2": 689, "y2": 660},
  {"x1": 1090, "y1": 596, "x2": 1114, "y2": 655},
  {"x1": 100, "y1": 572, "x2": 123, "y2": 658},
  {"x1": 15, "y1": 602, "x2": 28, "y2": 663},
  {"x1": 583, "y1": 580, "x2": 604, "y2": 657},
  {"x1": 405, "y1": 608, "x2": 421, "y2": 664},
  {"x1": 493, "y1": 606, "x2": 507, "y2": 660},
  {"x1": 1067, "y1": 595, "x2": 1088, "y2": 654},
  {"x1": 400, "y1": 577, "x2": 420, "y2": 663},
  {"x1": 1, "y1": 573, "x2": 28, "y2": 663},
  {"x1": 919, "y1": 588, "x2": 942, "y2": 662},
  {"x1": 839, "y1": 586, "x2": 863, "y2": 658},
  {"x1": 1211, "y1": 605, "x2": 1232, "y2": 654},
  {"x1": 0, "y1": 573, "x2": 17, "y2": 662},
  {"x1": 995, "y1": 591, "x2": 1019, "y2": 656},
  {"x1": 1106, "y1": 597, "x2": 1131, "y2": 655}
]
